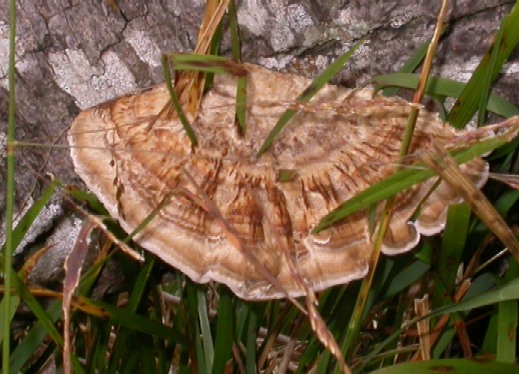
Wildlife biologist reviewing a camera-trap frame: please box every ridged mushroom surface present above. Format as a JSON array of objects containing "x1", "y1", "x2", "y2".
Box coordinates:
[{"x1": 69, "y1": 64, "x2": 488, "y2": 300}]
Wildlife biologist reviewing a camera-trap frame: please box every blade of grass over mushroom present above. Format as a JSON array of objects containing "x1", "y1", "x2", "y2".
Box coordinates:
[
  {"x1": 256, "y1": 38, "x2": 365, "y2": 157},
  {"x1": 162, "y1": 55, "x2": 198, "y2": 147},
  {"x1": 313, "y1": 122, "x2": 519, "y2": 233},
  {"x1": 124, "y1": 192, "x2": 174, "y2": 244},
  {"x1": 166, "y1": 53, "x2": 248, "y2": 76},
  {"x1": 165, "y1": 53, "x2": 250, "y2": 136},
  {"x1": 373, "y1": 73, "x2": 519, "y2": 117},
  {"x1": 446, "y1": 2, "x2": 519, "y2": 129}
]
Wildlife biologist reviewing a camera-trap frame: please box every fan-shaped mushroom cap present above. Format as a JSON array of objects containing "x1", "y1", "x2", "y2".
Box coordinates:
[{"x1": 69, "y1": 64, "x2": 488, "y2": 300}]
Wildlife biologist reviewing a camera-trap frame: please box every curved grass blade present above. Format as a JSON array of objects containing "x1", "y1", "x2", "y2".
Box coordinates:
[
  {"x1": 373, "y1": 73, "x2": 519, "y2": 117},
  {"x1": 256, "y1": 39, "x2": 365, "y2": 157},
  {"x1": 381, "y1": 24, "x2": 447, "y2": 97}
]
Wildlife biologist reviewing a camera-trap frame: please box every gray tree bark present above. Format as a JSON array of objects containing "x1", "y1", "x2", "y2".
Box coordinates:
[{"x1": 1, "y1": 0, "x2": 518, "y2": 282}]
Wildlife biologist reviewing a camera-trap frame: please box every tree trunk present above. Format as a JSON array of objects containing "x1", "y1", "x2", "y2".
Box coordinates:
[{"x1": 1, "y1": 0, "x2": 517, "y2": 281}]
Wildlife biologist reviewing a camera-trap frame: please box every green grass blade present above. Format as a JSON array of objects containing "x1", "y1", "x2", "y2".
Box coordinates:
[
  {"x1": 439, "y1": 203, "x2": 471, "y2": 293},
  {"x1": 161, "y1": 55, "x2": 198, "y2": 147},
  {"x1": 197, "y1": 287, "x2": 214, "y2": 372},
  {"x1": 370, "y1": 359, "x2": 519, "y2": 374},
  {"x1": 373, "y1": 73, "x2": 519, "y2": 117},
  {"x1": 234, "y1": 76, "x2": 248, "y2": 135},
  {"x1": 185, "y1": 283, "x2": 207, "y2": 373},
  {"x1": 212, "y1": 289, "x2": 234, "y2": 374},
  {"x1": 432, "y1": 277, "x2": 519, "y2": 317},
  {"x1": 66, "y1": 185, "x2": 109, "y2": 215},
  {"x1": 477, "y1": 19, "x2": 505, "y2": 126},
  {"x1": 0, "y1": 180, "x2": 64, "y2": 355},
  {"x1": 0, "y1": 295, "x2": 18, "y2": 347},
  {"x1": 315, "y1": 350, "x2": 333, "y2": 373},
  {"x1": 128, "y1": 256, "x2": 155, "y2": 311},
  {"x1": 446, "y1": 2, "x2": 519, "y2": 128},
  {"x1": 3, "y1": 0, "x2": 17, "y2": 369},
  {"x1": 0, "y1": 180, "x2": 59, "y2": 256},
  {"x1": 497, "y1": 299, "x2": 518, "y2": 363},
  {"x1": 8, "y1": 300, "x2": 61, "y2": 373},
  {"x1": 482, "y1": 311, "x2": 499, "y2": 356},
  {"x1": 166, "y1": 53, "x2": 247, "y2": 76},
  {"x1": 245, "y1": 307, "x2": 259, "y2": 374},
  {"x1": 381, "y1": 259, "x2": 430, "y2": 298},
  {"x1": 381, "y1": 24, "x2": 448, "y2": 97},
  {"x1": 228, "y1": 0, "x2": 247, "y2": 135},
  {"x1": 107, "y1": 256, "x2": 157, "y2": 370},
  {"x1": 256, "y1": 39, "x2": 365, "y2": 157},
  {"x1": 83, "y1": 297, "x2": 187, "y2": 344},
  {"x1": 496, "y1": 260, "x2": 518, "y2": 363},
  {"x1": 8, "y1": 272, "x2": 64, "y2": 342},
  {"x1": 204, "y1": 11, "x2": 223, "y2": 91}
]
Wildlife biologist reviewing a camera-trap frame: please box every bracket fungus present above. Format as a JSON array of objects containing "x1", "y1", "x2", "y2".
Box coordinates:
[{"x1": 69, "y1": 64, "x2": 490, "y2": 300}]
